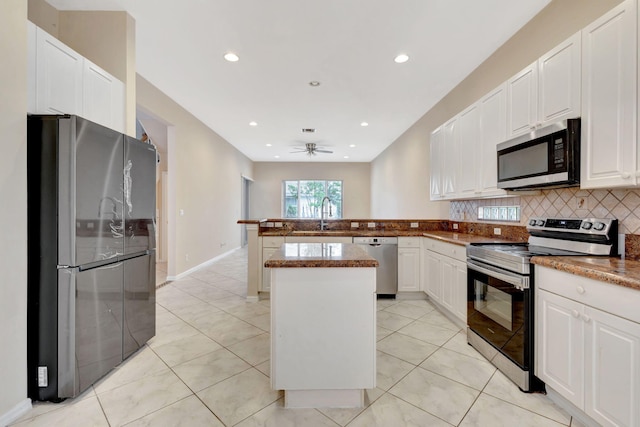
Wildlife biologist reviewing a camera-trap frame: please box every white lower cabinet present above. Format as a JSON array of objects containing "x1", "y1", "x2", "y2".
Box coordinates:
[
  {"x1": 398, "y1": 237, "x2": 421, "y2": 292},
  {"x1": 259, "y1": 236, "x2": 285, "y2": 292},
  {"x1": 422, "y1": 238, "x2": 467, "y2": 324},
  {"x1": 536, "y1": 266, "x2": 640, "y2": 427}
]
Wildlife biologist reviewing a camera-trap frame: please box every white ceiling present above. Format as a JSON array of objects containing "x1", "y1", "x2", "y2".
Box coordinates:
[{"x1": 46, "y1": 0, "x2": 551, "y2": 162}]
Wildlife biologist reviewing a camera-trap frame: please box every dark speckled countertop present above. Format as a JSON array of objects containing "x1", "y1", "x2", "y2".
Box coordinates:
[
  {"x1": 264, "y1": 242, "x2": 379, "y2": 268},
  {"x1": 532, "y1": 256, "x2": 640, "y2": 291},
  {"x1": 422, "y1": 231, "x2": 520, "y2": 246}
]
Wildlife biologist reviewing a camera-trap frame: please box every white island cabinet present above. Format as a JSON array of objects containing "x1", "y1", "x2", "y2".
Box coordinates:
[{"x1": 266, "y1": 242, "x2": 377, "y2": 408}]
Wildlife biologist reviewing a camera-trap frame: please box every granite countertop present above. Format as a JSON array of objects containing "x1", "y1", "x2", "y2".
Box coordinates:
[
  {"x1": 422, "y1": 231, "x2": 520, "y2": 246},
  {"x1": 261, "y1": 230, "x2": 427, "y2": 237},
  {"x1": 532, "y1": 256, "x2": 640, "y2": 291},
  {"x1": 264, "y1": 242, "x2": 379, "y2": 268}
]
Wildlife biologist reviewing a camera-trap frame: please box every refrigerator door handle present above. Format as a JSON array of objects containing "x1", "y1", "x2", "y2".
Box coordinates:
[{"x1": 57, "y1": 268, "x2": 77, "y2": 398}]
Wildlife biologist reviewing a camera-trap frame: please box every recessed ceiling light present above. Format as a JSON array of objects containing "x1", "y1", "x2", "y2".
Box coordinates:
[
  {"x1": 309, "y1": 81, "x2": 321, "y2": 87},
  {"x1": 349, "y1": 144, "x2": 356, "y2": 148},
  {"x1": 360, "y1": 122, "x2": 369, "y2": 127},
  {"x1": 344, "y1": 156, "x2": 350, "y2": 159},
  {"x1": 274, "y1": 155, "x2": 280, "y2": 159},
  {"x1": 224, "y1": 52, "x2": 239, "y2": 62},
  {"x1": 249, "y1": 121, "x2": 257, "y2": 126},
  {"x1": 394, "y1": 54, "x2": 409, "y2": 64},
  {"x1": 266, "y1": 143, "x2": 272, "y2": 147}
]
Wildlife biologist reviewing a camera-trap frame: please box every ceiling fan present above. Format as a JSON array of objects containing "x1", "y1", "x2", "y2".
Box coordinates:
[{"x1": 290, "y1": 142, "x2": 333, "y2": 156}]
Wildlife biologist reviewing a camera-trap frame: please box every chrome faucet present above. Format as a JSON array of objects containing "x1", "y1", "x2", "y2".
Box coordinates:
[{"x1": 320, "y1": 196, "x2": 332, "y2": 230}]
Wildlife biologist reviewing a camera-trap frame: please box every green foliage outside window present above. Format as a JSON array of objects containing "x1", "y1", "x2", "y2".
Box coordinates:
[{"x1": 283, "y1": 180, "x2": 343, "y2": 219}]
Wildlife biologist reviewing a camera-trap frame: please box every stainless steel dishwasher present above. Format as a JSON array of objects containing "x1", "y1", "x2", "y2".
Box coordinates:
[{"x1": 352, "y1": 237, "x2": 398, "y2": 297}]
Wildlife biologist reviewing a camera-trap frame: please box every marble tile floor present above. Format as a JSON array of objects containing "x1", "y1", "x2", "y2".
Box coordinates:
[{"x1": 13, "y1": 247, "x2": 586, "y2": 426}]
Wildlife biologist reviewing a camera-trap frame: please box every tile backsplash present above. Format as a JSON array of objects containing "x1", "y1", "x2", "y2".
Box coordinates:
[{"x1": 450, "y1": 188, "x2": 640, "y2": 234}]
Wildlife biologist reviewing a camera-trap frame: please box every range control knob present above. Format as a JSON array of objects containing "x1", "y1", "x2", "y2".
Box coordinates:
[
  {"x1": 529, "y1": 219, "x2": 537, "y2": 226},
  {"x1": 581, "y1": 221, "x2": 593, "y2": 230},
  {"x1": 593, "y1": 222, "x2": 606, "y2": 231},
  {"x1": 536, "y1": 219, "x2": 545, "y2": 227}
]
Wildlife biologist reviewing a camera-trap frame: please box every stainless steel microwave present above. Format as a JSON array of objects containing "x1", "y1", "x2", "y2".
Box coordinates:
[{"x1": 497, "y1": 118, "x2": 580, "y2": 190}]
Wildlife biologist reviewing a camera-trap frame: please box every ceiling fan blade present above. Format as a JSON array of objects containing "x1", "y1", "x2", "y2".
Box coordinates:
[{"x1": 314, "y1": 149, "x2": 333, "y2": 153}]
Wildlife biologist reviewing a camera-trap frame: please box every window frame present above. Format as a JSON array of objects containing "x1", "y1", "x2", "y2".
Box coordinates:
[{"x1": 282, "y1": 179, "x2": 343, "y2": 219}]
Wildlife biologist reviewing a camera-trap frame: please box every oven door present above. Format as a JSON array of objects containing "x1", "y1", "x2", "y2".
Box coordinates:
[{"x1": 467, "y1": 259, "x2": 531, "y2": 369}]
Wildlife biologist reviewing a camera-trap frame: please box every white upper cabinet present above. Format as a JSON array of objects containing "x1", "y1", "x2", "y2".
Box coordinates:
[
  {"x1": 34, "y1": 26, "x2": 84, "y2": 116},
  {"x1": 538, "y1": 32, "x2": 582, "y2": 124},
  {"x1": 478, "y1": 83, "x2": 508, "y2": 197},
  {"x1": 441, "y1": 117, "x2": 458, "y2": 198},
  {"x1": 457, "y1": 103, "x2": 481, "y2": 198},
  {"x1": 28, "y1": 23, "x2": 126, "y2": 133},
  {"x1": 507, "y1": 32, "x2": 581, "y2": 138},
  {"x1": 507, "y1": 62, "x2": 538, "y2": 137},
  {"x1": 429, "y1": 126, "x2": 443, "y2": 200},
  {"x1": 429, "y1": 118, "x2": 457, "y2": 200},
  {"x1": 83, "y1": 59, "x2": 125, "y2": 132},
  {"x1": 581, "y1": 0, "x2": 638, "y2": 189}
]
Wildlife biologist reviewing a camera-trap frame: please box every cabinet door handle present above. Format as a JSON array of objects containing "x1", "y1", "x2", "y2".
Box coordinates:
[
  {"x1": 621, "y1": 172, "x2": 631, "y2": 179},
  {"x1": 576, "y1": 286, "x2": 585, "y2": 294},
  {"x1": 581, "y1": 314, "x2": 591, "y2": 323},
  {"x1": 571, "y1": 310, "x2": 580, "y2": 318}
]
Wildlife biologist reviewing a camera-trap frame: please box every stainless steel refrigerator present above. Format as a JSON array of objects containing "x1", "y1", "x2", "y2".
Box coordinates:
[{"x1": 27, "y1": 115, "x2": 157, "y2": 401}]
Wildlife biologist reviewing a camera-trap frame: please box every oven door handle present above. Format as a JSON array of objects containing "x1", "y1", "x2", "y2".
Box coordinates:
[{"x1": 467, "y1": 260, "x2": 529, "y2": 290}]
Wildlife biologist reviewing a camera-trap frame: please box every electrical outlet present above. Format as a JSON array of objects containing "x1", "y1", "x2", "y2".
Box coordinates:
[
  {"x1": 493, "y1": 228, "x2": 501, "y2": 235},
  {"x1": 410, "y1": 222, "x2": 419, "y2": 228},
  {"x1": 367, "y1": 222, "x2": 376, "y2": 228},
  {"x1": 220, "y1": 242, "x2": 226, "y2": 247},
  {"x1": 453, "y1": 223, "x2": 459, "y2": 230},
  {"x1": 185, "y1": 253, "x2": 190, "y2": 261},
  {"x1": 38, "y1": 366, "x2": 48, "y2": 387},
  {"x1": 179, "y1": 209, "x2": 185, "y2": 216},
  {"x1": 351, "y1": 222, "x2": 359, "y2": 228},
  {"x1": 576, "y1": 197, "x2": 588, "y2": 210}
]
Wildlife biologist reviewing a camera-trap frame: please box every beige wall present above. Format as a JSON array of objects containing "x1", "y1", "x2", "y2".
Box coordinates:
[
  {"x1": 58, "y1": 11, "x2": 137, "y2": 136},
  {"x1": 0, "y1": 0, "x2": 29, "y2": 421},
  {"x1": 251, "y1": 162, "x2": 371, "y2": 218},
  {"x1": 371, "y1": 0, "x2": 621, "y2": 219},
  {"x1": 137, "y1": 75, "x2": 254, "y2": 275},
  {"x1": 27, "y1": 0, "x2": 57, "y2": 37}
]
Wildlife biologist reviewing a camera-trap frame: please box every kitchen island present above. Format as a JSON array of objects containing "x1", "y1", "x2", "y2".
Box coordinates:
[{"x1": 264, "y1": 242, "x2": 378, "y2": 408}]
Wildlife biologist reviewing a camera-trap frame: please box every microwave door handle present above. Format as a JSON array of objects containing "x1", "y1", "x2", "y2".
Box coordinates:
[{"x1": 467, "y1": 260, "x2": 529, "y2": 290}]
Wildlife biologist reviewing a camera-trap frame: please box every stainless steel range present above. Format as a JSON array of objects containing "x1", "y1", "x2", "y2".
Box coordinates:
[{"x1": 466, "y1": 217, "x2": 618, "y2": 392}]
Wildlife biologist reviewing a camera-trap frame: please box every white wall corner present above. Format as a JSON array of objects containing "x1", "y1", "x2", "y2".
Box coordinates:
[{"x1": 167, "y1": 246, "x2": 242, "y2": 281}]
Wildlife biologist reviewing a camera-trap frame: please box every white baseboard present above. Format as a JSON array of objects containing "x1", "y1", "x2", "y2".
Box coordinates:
[
  {"x1": 166, "y1": 246, "x2": 241, "y2": 281},
  {"x1": 0, "y1": 398, "x2": 32, "y2": 426}
]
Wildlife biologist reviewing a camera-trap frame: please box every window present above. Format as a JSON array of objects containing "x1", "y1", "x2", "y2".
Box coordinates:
[{"x1": 283, "y1": 180, "x2": 343, "y2": 219}]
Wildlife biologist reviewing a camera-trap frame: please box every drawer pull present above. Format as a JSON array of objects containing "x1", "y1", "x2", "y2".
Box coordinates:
[
  {"x1": 576, "y1": 286, "x2": 585, "y2": 295},
  {"x1": 572, "y1": 310, "x2": 580, "y2": 318}
]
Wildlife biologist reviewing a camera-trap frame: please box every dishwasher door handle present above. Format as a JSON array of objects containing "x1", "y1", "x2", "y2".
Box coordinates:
[{"x1": 369, "y1": 243, "x2": 382, "y2": 247}]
